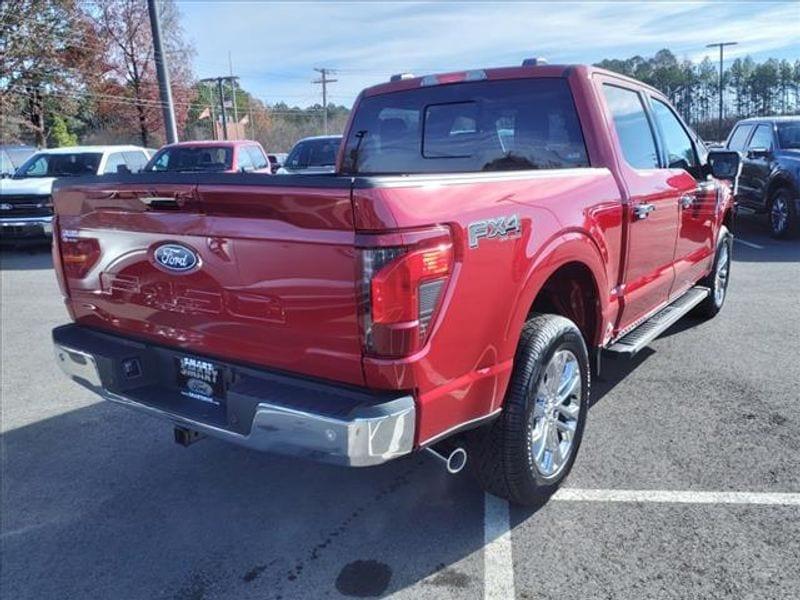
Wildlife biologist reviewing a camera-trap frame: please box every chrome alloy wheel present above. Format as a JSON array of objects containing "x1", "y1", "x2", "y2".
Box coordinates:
[
  {"x1": 714, "y1": 241, "x2": 731, "y2": 306},
  {"x1": 529, "y1": 349, "x2": 582, "y2": 478},
  {"x1": 771, "y1": 195, "x2": 789, "y2": 235}
]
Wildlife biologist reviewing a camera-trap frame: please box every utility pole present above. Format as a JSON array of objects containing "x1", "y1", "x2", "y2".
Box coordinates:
[
  {"x1": 200, "y1": 76, "x2": 239, "y2": 140},
  {"x1": 706, "y1": 41, "x2": 737, "y2": 140},
  {"x1": 147, "y1": 0, "x2": 178, "y2": 143},
  {"x1": 228, "y1": 51, "x2": 239, "y2": 132},
  {"x1": 313, "y1": 68, "x2": 337, "y2": 135}
]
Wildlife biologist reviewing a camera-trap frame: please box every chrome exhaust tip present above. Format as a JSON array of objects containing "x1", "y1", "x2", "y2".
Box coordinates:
[{"x1": 425, "y1": 445, "x2": 468, "y2": 474}]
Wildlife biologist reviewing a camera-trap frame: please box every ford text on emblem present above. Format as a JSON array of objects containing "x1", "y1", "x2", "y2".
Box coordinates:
[{"x1": 153, "y1": 243, "x2": 199, "y2": 273}]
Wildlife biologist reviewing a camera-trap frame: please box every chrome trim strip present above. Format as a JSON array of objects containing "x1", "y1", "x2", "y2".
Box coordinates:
[
  {"x1": 0, "y1": 215, "x2": 53, "y2": 226},
  {"x1": 53, "y1": 342, "x2": 416, "y2": 467},
  {"x1": 418, "y1": 407, "x2": 502, "y2": 447}
]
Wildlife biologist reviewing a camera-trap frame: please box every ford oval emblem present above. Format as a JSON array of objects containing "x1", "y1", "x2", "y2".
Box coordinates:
[
  {"x1": 153, "y1": 243, "x2": 199, "y2": 273},
  {"x1": 186, "y1": 378, "x2": 214, "y2": 397}
]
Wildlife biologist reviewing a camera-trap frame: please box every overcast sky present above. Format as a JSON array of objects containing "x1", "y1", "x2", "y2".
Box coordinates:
[{"x1": 177, "y1": 0, "x2": 800, "y2": 108}]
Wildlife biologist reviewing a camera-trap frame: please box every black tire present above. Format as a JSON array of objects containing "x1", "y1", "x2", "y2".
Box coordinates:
[
  {"x1": 769, "y1": 187, "x2": 797, "y2": 239},
  {"x1": 696, "y1": 225, "x2": 732, "y2": 319},
  {"x1": 467, "y1": 314, "x2": 590, "y2": 506}
]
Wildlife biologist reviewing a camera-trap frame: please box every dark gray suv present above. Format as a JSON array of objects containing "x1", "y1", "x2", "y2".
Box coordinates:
[{"x1": 726, "y1": 116, "x2": 800, "y2": 238}]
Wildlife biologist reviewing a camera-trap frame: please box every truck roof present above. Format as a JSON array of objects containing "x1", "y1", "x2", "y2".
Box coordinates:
[
  {"x1": 736, "y1": 115, "x2": 800, "y2": 124},
  {"x1": 34, "y1": 145, "x2": 146, "y2": 155},
  {"x1": 361, "y1": 63, "x2": 664, "y2": 99},
  {"x1": 158, "y1": 140, "x2": 262, "y2": 148}
]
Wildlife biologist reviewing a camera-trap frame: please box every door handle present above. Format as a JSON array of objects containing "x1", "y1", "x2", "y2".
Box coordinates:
[
  {"x1": 633, "y1": 203, "x2": 656, "y2": 220},
  {"x1": 679, "y1": 194, "x2": 695, "y2": 209}
]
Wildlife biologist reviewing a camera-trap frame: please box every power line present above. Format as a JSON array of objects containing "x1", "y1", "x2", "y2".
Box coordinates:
[{"x1": 312, "y1": 68, "x2": 337, "y2": 135}]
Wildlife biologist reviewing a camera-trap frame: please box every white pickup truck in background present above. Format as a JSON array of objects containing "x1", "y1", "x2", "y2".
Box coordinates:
[{"x1": 0, "y1": 145, "x2": 149, "y2": 242}]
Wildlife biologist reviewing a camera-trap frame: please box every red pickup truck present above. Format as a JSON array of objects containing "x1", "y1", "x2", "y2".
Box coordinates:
[{"x1": 51, "y1": 63, "x2": 741, "y2": 504}]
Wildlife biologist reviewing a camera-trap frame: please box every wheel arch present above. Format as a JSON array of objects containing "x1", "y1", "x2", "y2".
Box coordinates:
[
  {"x1": 506, "y1": 232, "x2": 610, "y2": 354},
  {"x1": 766, "y1": 172, "x2": 798, "y2": 204}
]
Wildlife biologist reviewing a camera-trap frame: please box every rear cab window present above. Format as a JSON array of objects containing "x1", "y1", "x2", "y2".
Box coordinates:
[{"x1": 342, "y1": 78, "x2": 589, "y2": 174}]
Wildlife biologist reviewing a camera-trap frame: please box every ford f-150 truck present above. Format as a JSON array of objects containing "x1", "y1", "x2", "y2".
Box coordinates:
[{"x1": 51, "y1": 63, "x2": 741, "y2": 504}]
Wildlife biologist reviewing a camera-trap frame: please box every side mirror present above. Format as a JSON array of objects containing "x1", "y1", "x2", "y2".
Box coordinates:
[
  {"x1": 707, "y1": 149, "x2": 742, "y2": 193},
  {"x1": 747, "y1": 147, "x2": 771, "y2": 159}
]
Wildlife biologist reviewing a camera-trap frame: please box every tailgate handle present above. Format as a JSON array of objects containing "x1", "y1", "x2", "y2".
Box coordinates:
[{"x1": 139, "y1": 195, "x2": 187, "y2": 209}]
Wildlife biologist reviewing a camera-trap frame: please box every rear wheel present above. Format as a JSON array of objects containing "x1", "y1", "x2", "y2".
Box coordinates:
[
  {"x1": 769, "y1": 188, "x2": 797, "y2": 239},
  {"x1": 696, "y1": 225, "x2": 732, "y2": 319},
  {"x1": 468, "y1": 314, "x2": 589, "y2": 505}
]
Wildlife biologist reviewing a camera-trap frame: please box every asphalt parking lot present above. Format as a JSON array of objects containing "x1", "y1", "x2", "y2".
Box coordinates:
[{"x1": 1, "y1": 214, "x2": 799, "y2": 600}]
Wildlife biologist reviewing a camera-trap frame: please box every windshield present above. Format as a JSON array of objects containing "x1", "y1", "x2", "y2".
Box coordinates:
[
  {"x1": 341, "y1": 78, "x2": 589, "y2": 175},
  {"x1": 15, "y1": 152, "x2": 103, "y2": 178},
  {"x1": 1, "y1": 151, "x2": 13, "y2": 176},
  {"x1": 777, "y1": 123, "x2": 800, "y2": 150},
  {"x1": 285, "y1": 138, "x2": 340, "y2": 169},
  {"x1": 145, "y1": 146, "x2": 233, "y2": 172}
]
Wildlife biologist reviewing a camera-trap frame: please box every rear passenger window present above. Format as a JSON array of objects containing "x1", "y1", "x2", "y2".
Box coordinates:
[
  {"x1": 602, "y1": 84, "x2": 659, "y2": 169},
  {"x1": 748, "y1": 125, "x2": 773, "y2": 150},
  {"x1": 342, "y1": 78, "x2": 589, "y2": 174},
  {"x1": 727, "y1": 125, "x2": 753, "y2": 151}
]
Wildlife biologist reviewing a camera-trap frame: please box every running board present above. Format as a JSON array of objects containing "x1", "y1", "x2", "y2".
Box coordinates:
[{"x1": 605, "y1": 286, "x2": 710, "y2": 356}]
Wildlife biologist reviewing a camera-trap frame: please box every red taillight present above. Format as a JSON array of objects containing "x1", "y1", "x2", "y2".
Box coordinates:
[
  {"x1": 60, "y1": 234, "x2": 100, "y2": 279},
  {"x1": 371, "y1": 244, "x2": 452, "y2": 323},
  {"x1": 359, "y1": 228, "x2": 453, "y2": 357}
]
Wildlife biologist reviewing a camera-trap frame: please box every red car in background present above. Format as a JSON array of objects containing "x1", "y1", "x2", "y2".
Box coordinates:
[{"x1": 144, "y1": 140, "x2": 272, "y2": 174}]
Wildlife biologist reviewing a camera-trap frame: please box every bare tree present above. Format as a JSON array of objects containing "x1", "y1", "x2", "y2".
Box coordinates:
[{"x1": 88, "y1": 0, "x2": 194, "y2": 147}]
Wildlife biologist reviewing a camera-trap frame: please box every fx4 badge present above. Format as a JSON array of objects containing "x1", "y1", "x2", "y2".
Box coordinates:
[{"x1": 467, "y1": 214, "x2": 521, "y2": 248}]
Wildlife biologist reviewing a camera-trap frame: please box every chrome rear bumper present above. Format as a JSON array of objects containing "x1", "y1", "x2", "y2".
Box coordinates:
[
  {"x1": 0, "y1": 215, "x2": 53, "y2": 237},
  {"x1": 53, "y1": 325, "x2": 415, "y2": 467}
]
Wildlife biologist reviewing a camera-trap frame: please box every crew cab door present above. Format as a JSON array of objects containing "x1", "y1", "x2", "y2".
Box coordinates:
[
  {"x1": 648, "y1": 97, "x2": 716, "y2": 293},
  {"x1": 600, "y1": 82, "x2": 680, "y2": 332},
  {"x1": 740, "y1": 124, "x2": 775, "y2": 208}
]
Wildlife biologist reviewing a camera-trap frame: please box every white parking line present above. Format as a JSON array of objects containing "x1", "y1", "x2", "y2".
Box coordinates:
[
  {"x1": 484, "y1": 493, "x2": 515, "y2": 600},
  {"x1": 552, "y1": 488, "x2": 800, "y2": 506},
  {"x1": 733, "y1": 238, "x2": 764, "y2": 250}
]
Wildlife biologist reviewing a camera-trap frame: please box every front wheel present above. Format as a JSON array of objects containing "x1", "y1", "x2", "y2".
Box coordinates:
[
  {"x1": 696, "y1": 225, "x2": 732, "y2": 319},
  {"x1": 468, "y1": 314, "x2": 590, "y2": 505},
  {"x1": 769, "y1": 188, "x2": 797, "y2": 239}
]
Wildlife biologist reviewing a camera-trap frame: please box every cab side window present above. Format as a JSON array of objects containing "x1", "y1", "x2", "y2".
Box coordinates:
[
  {"x1": 650, "y1": 98, "x2": 701, "y2": 179},
  {"x1": 747, "y1": 125, "x2": 773, "y2": 151},
  {"x1": 602, "y1": 84, "x2": 659, "y2": 170},
  {"x1": 246, "y1": 145, "x2": 268, "y2": 169},
  {"x1": 102, "y1": 152, "x2": 126, "y2": 174},
  {"x1": 237, "y1": 147, "x2": 254, "y2": 172},
  {"x1": 727, "y1": 125, "x2": 753, "y2": 152},
  {"x1": 123, "y1": 151, "x2": 148, "y2": 173}
]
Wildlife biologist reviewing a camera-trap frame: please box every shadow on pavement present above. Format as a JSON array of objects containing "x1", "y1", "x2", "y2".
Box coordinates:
[
  {"x1": 1, "y1": 401, "x2": 486, "y2": 600},
  {"x1": 0, "y1": 243, "x2": 53, "y2": 270}
]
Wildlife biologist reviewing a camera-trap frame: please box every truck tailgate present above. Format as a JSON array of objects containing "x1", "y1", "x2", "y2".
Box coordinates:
[{"x1": 53, "y1": 175, "x2": 364, "y2": 385}]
